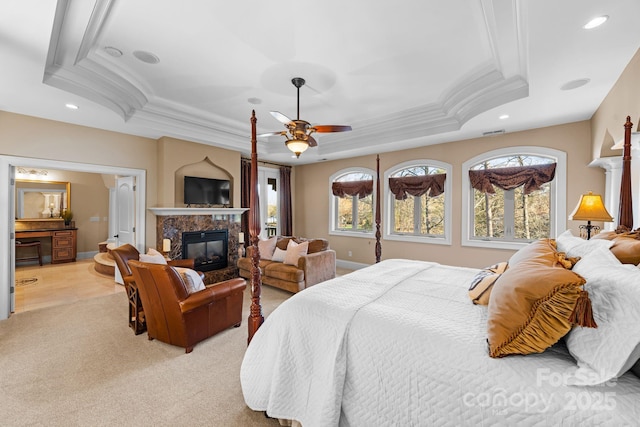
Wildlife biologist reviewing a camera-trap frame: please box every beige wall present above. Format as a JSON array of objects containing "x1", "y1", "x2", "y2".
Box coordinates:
[
  {"x1": 591, "y1": 48, "x2": 640, "y2": 159},
  {"x1": 156, "y1": 136, "x2": 241, "y2": 207},
  {"x1": 0, "y1": 112, "x2": 243, "y2": 252},
  {"x1": 295, "y1": 121, "x2": 603, "y2": 268}
]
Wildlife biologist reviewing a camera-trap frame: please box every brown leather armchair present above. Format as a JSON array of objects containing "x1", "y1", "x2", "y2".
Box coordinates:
[
  {"x1": 128, "y1": 260, "x2": 246, "y2": 353},
  {"x1": 110, "y1": 243, "x2": 202, "y2": 334}
]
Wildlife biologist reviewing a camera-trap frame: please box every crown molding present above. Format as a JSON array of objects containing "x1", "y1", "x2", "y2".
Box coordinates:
[{"x1": 43, "y1": 0, "x2": 529, "y2": 156}]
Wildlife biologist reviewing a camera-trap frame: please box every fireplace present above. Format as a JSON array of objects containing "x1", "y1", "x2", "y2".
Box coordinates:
[{"x1": 181, "y1": 230, "x2": 228, "y2": 272}]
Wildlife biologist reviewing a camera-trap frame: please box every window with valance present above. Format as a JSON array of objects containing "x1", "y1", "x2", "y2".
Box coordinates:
[
  {"x1": 330, "y1": 170, "x2": 375, "y2": 234},
  {"x1": 467, "y1": 154, "x2": 558, "y2": 244},
  {"x1": 385, "y1": 161, "x2": 451, "y2": 243}
]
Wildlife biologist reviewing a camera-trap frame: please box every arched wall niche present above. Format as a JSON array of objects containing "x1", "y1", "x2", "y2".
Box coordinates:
[
  {"x1": 597, "y1": 129, "x2": 618, "y2": 159},
  {"x1": 174, "y1": 156, "x2": 234, "y2": 207}
]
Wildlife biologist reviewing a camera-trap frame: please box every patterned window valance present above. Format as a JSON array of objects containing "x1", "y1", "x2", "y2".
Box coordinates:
[
  {"x1": 469, "y1": 163, "x2": 556, "y2": 195},
  {"x1": 332, "y1": 180, "x2": 374, "y2": 199},
  {"x1": 389, "y1": 174, "x2": 446, "y2": 200}
]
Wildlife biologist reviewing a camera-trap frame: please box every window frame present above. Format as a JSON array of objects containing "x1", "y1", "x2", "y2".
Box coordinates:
[
  {"x1": 461, "y1": 146, "x2": 566, "y2": 250},
  {"x1": 329, "y1": 167, "x2": 376, "y2": 238},
  {"x1": 384, "y1": 159, "x2": 452, "y2": 245}
]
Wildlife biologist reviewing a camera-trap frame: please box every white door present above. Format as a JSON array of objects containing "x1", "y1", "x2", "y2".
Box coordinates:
[
  {"x1": 258, "y1": 167, "x2": 280, "y2": 239},
  {"x1": 116, "y1": 176, "x2": 136, "y2": 246},
  {"x1": 9, "y1": 168, "x2": 16, "y2": 313}
]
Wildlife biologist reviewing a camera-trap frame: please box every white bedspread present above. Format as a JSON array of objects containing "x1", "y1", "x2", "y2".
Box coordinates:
[{"x1": 241, "y1": 259, "x2": 640, "y2": 427}]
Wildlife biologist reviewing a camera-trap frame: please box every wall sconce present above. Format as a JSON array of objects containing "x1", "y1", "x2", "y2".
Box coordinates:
[{"x1": 569, "y1": 191, "x2": 614, "y2": 239}]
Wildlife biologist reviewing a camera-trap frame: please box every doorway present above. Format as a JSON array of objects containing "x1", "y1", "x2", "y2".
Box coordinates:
[
  {"x1": 0, "y1": 155, "x2": 146, "y2": 320},
  {"x1": 258, "y1": 167, "x2": 280, "y2": 239}
]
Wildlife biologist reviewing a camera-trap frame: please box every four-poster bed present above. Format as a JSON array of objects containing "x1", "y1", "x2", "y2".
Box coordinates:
[{"x1": 242, "y1": 114, "x2": 640, "y2": 425}]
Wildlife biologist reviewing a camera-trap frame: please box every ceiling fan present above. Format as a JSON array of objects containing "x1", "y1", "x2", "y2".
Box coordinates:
[{"x1": 259, "y1": 77, "x2": 352, "y2": 158}]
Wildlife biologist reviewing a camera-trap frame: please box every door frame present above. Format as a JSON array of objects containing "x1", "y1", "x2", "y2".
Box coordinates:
[
  {"x1": 0, "y1": 155, "x2": 146, "y2": 320},
  {"x1": 258, "y1": 166, "x2": 280, "y2": 239}
]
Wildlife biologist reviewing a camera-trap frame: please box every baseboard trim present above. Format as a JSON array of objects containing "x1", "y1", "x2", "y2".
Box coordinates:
[{"x1": 336, "y1": 259, "x2": 370, "y2": 271}]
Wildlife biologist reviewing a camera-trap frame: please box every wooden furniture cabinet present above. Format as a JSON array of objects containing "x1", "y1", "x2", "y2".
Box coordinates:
[
  {"x1": 14, "y1": 228, "x2": 77, "y2": 264},
  {"x1": 52, "y1": 229, "x2": 77, "y2": 263}
]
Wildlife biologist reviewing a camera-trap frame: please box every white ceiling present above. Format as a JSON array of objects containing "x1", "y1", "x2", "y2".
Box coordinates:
[{"x1": 1, "y1": 0, "x2": 639, "y2": 165}]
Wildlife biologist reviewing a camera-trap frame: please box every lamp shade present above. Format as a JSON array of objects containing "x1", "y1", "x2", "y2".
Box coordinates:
[
  {"x1": 569, "y1": 191, "x2": 614, "y2": 222},
  {"x1": 285, "y1": 139, "x2": 309, "y2": 158}
]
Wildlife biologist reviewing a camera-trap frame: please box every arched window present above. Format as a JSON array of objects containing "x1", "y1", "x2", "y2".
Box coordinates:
[
  {"x1": 329, "y1": 168, "x2": 375, "y2": 236},
  {"x1": 462, "y1": 147, "x2": 567, "y2": 250},
  {"x1": 384, "y1": 160, "x2": 452, "y2": 245}
]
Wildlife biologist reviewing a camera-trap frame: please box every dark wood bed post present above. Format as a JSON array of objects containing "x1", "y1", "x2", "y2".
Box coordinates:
[
  {"x1": 247, "y1": 110, "x2": 263, "y2": 344},
  {"x1": 375, "y1": 154, "x2": 381, "y2": 263},
  {"x1": 619, "y1": 116, "x2": 634, "y2": 230}
]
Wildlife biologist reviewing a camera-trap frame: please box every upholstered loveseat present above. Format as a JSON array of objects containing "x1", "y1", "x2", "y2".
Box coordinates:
[{"x1": 237, "y1": 236, "x2": 336, "y2": 293}]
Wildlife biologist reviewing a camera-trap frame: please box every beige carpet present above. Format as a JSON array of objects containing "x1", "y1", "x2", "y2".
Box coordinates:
[{"x1": 0, "y1": 285, "x2": 292, "y2": 426}]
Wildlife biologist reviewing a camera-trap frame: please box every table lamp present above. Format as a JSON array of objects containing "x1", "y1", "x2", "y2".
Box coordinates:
[{"x1": 568, "y1": 191, "x2": 613, "y2": 239}]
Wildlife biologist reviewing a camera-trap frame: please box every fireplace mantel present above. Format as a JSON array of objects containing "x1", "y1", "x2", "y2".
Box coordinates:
[{"x1": 149, "y1": 207, "x2": 248, "y2": 216}]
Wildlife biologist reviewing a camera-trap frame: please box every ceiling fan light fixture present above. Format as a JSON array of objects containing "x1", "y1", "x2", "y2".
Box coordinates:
[{"x1": 286, "y1": 139, "x2": 309, "y2": 158}]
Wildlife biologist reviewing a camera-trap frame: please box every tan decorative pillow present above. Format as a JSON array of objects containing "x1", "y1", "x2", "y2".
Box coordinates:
[
  {"x1": 609, "y1": 237, "x2": 640, "y2": 265},
  {"x1": 592, "y1": 231, "x2": 640, "y2": 264},
  {"x1": 468, "y1": 262, "x2": 508, "y2": 305},
  {"x1": 487, "y1": 239, "x2": 594, "y2": 358},
  {"x1": 283, "y1": 240, "x2": 309, "y2": 266},
  {"x1": 257, "y1": 237, "x2": 277, "y2": 260}
]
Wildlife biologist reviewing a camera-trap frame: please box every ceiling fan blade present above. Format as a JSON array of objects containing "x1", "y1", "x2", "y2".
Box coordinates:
[
  {"x1": 312, "y1": 125, "x2": 352, "y2": 133},
  {"x1": 257, "y1": 131, "x2": 287, "y2": 138},
  {"x1": 270, "y1": 111, "x2": 293, "y2": 125},
  {"x1": 307, "y1": 135, "x2": 318, "y2": 147}
]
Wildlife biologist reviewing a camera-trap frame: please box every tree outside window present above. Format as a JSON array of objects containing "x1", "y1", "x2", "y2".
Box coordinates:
[
  {"x1": 471, "y1": 155, "x2": 554, "y2": 242},
  {"x1": 331, "y1": 170, "x2": 374, "y2": 233},
  {"x1": 390, "y1": 166, "x2": 446, "y2": 237}
]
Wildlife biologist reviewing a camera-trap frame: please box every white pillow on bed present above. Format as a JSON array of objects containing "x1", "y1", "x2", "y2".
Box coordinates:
[
  {"x1": 555, "y1": 229, "x2": 614, "y2": 258},
  {"x1": 565, "y1": 247, "x2": 640, "y2": 385}
]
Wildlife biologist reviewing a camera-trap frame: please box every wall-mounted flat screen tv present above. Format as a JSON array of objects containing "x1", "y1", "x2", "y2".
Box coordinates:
[{"x1": 184, "y1": 176, "x2": 230, "y2": 206}]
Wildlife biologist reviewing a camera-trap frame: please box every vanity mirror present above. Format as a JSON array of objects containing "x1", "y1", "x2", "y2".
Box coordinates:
[{"x1": 15, "y1": 180, "x2": 71, "y2": 219}]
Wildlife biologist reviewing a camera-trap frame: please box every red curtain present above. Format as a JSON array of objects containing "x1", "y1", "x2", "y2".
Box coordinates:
[
  {"x1": 331, "y1": 180, "x2": 374, "y2": 199},
  {"x1": 279, "y1": 166, "x2": 292, "y2": 236},
  {"x1": 240, "y1": 158, "x2": 251, "y2": 245},
  {"x1": 469, "y1": 163, "x2": 556, "y2": 195},
  {"x1": 388, "y1": 174, "x2": 446, "y2": 200}
]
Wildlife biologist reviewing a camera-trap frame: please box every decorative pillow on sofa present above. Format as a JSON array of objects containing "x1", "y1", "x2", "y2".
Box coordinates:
[
  {"x1": 174, "y1": 267, "x2": 206, "y2": 294},
  {"x1": 271, "y1": 247, "x2": 287, "y2": 262},
  {"x1": 487, "y1": 239, "x2": 593, "y2": 358},
  {"x1": 284, "y1": 240, "x2": 309, "y2": 266},
  {"x1": 468, "y1": 262, "x2": 508, "y2": 305},
  {"x1": 140, "y1": 248, "x2": 168, "y2": 264},
  {"x1": 565, "y1": 247, "x2": 640, "y2": 385},
  {"x1": 258, "y1": 236, "x2": 277, "y2": 260}
]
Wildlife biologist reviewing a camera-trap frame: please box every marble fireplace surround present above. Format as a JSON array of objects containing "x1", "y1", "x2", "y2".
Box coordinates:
[{"x1": 149, "y1": 208, "x2": 247, "y2": 285}]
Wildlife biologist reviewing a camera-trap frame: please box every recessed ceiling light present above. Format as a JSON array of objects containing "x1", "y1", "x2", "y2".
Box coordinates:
[
  {"x1": 499, "y1": 114, "x2": 509, "y2": 120},
  {"x1": 247, "y1": 97, "x2": 262, "y2": 105},
  {"x1": 65, "y1": 103, "x2": 79, "y2": 110},
  {"x1": 560, "y1": 78, "x2": 591, "y2": 91},
  {"x1": 133, "y1": 50, "x2": 160, "y2": 64},
  {"x1": 104, "y1": 46, "x2": 123, "y2": 57},
  {"x1": 583, "y1": 15, "x2": 608, "y2": 29}
]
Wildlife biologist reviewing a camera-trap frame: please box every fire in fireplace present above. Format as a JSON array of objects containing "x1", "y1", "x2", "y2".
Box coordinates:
[{"x1": 181, "y1": 230, "x2": 228, "y2": 272}]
